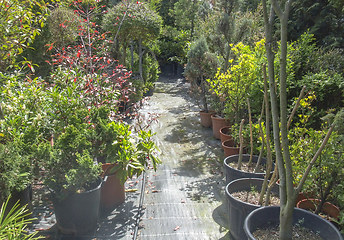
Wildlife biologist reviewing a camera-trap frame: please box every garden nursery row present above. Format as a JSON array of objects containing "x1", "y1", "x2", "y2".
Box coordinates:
[{"x1": 1, "y1": 0, "x2": 344, "y2": 240}]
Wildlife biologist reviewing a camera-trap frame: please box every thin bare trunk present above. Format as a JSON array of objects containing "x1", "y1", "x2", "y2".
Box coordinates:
[
  {"x1": 259, "y1": 65, "x2": 273, "y2": 205},
  {"x1": 237, "y1": 119, "x2": 245, "y2": 170},
  {"x1": 246, "y1": 98, "x2": 253, "y2": 165},
  {"x1": 255, "y1": 97, "x2": 265, "y2": 173},
  {"x1": 287, "y1": 86, "x2": 306, "y2": 130},
  {"x1": 139, "y1": 37, "x2": 143, "y2": 82},
  {"x1": 201, "y1": 75, "x2": 208, "y2": 112}
]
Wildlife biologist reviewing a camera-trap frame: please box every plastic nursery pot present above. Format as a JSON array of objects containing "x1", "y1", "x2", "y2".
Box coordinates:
[
  {"x1": 100, "y1": 163, "x2": 125, "y2": 210},
  {"x1": 144, "y1": 86, "x2": 155, "y2": 97},
  {"x1": 199, "y1": 110, "x2": 216, "y2": 128},
  {"x1": 225, "y1": 178, "x2": 280, "y2": 240},
  {"x1": 244, "y1": 206, "x2": 343, "y2": 240},
  {"x1": 211, "y1": 115, "x2": 228, "y2": 139},
  {"x1": 51, "y1": 177, "x2": 104, "y2": 235},
  {"x1": 224, "y1": 154, "x2": 274, "y2": 185},
  {"x1": 3, "y1": 185, "x2": 32, "y2": 219},
  {"x1": 220, "y1": 126, "x2": 232, "y2": 145},
  {"x1": 222, "y1": 139, "x2": 240, "y2": 157},
  {"x1": 296, "y1": 198, "x2": 340, "y2": 221}
]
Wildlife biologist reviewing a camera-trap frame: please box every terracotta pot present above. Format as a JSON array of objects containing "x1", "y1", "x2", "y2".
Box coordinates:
[
  {"x1": 296, "y1": 198, "x2": 340, "y2": 221},
  {"x1": 220, "y1": 126, "x2": 232, "y2": 145},
  {"x1": 222, "y1": 139, "x2": 240, "y2": 157},
  {"x1": 100, "y1": 163, "x2": 125, "y2": 209},
  {"x1": 199, "y1": 110, "x2": 216, "y2": 128},
  {"x1": 211, "y1": 115, "x2": 228, "y2": 139}
]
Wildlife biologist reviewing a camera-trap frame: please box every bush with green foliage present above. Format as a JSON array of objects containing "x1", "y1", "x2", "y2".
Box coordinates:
[
  {"x1": 290, "y1": 125, "x2": 344, "y2": 218},
  {"x1": 288, "y1": 0, "x2": 344, "y2": 49},
  {"x1": 0, "y1": 143, "x2": 31, "y2": 203},
  {"x1": 0, "y1": 0, "x2": 48, "y2": 71},
  {"x1": 43, "y1": 123, "x2": 102, "y2": 200},
  {"x1": 99, "y1": 121, "x2": 161, "y2": 184},
  {"x1": 184, "y1": 36, "x2": 218, "y2": 112},
  {"x1": 0, "y1": 73, "x2": 52, "y2": 141},
  {"x1": 208, "y1": 40, "x2": 265, "y2": 122},
  {"x1": 157, "y1": 27, "x2": 190, "y2": 66}
]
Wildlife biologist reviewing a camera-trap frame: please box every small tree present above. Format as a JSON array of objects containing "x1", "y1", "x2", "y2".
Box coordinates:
[
  {"x1": 184, "y1": 37, "x2": 218, "y2": 113},
  {"x1": 208, "y1": 40, "x2": 265, "y2": 123},
  {"x1": 262, "y1": 1, "x2": 337, "y2": 239},
  {"x1": 102, "y1": 1, "x2": 162, "y2": 67}
]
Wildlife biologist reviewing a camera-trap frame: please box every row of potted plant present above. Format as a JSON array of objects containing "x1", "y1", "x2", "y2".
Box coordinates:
[
  {"x1": 185, "y1": 26, "x2": 344, "y2": 240},
  {"x1": 0, "y1": 48, "x2": 161, "y2": 238},
  {"x1": 199, "y1": 83, "x2": 344, "y2": 239}
]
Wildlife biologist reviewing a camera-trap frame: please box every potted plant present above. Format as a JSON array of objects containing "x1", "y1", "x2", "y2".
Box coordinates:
[
  {"x1": 225, "y1": 178, "x2": 280, "y2": 240},
  {"x1": 291, "y1": 125, "x2": 344, "y2": 222},
  {"x1": 43, "y1": 122, "x2": 103, "y2": 235},
  {"x1": 0, "y1": 142, "x2": 32, "y2": 217},
  {"x1": 184, "y1": 36, "x2": 218, "y2": 128},
  {"x1": 208, "y1": 40, "x2": 265, "y2": 138},
  {"x1": 144, "y1": 81, "x2": 155, "y2": 97},
  {"x1": 97, "y1": 119, "x2": 161, "y2": 209},
  {"x1": 220, "y1": 126, "x2": 232, "y2": 144},
  {"x1": 224, "y1": 92, "x2": 274, "y2": 184},
  {"x1": 244, "y1": 206, "x2": 343, "y2": 240},
  {"x1": 224, "y1": 80, "x2": 279, "y2": 239},
  {"x1": 40, "y1": 104, "x2": 106, "y2": 235}
]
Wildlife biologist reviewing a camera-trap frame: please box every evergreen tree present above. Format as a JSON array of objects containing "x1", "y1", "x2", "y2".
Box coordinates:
[{"x1": 288, "y1": 0, "x2": 344, "y2": 48}]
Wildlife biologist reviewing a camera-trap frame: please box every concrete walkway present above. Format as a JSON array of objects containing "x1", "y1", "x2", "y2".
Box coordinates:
[{"x1": 31, "y1": 73, "x2": 231, "y2": 239}]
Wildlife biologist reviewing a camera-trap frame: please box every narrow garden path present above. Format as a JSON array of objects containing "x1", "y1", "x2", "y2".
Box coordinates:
[
  {"x1": 135, "y1": 73, "x2": 229, "y2": 239},
  {"x1": 32, "y1": 72, "x2": 231, "y2": 239}
]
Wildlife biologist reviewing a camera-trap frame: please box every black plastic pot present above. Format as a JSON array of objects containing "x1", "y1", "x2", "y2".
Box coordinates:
[
  {"x1": 3, "y1": 185, "x2": 32, "y2": 218},
  {"x1": 144, "y1": 87, "x2": 154, "y2": 97},
  {"x1": 225, "y1": 178, "x2": 279, "y2": 240},
  {"x1": 224, "y1": 154, "x2": 274, "y2": 184},
  {"x1": 51, "y1": 177, "x2": 105, "y2": 235},
  {"x1": 244, "y1": 206, "x2": 343, "y2": 240}
]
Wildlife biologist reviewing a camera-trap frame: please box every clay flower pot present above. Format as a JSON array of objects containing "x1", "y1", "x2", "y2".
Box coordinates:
[
  {"x1": 222, "y1": 139, "x2": 240, "y2": 157},
  {"x1": 296, "y1": 198, "x2": 340, "y2": 221},
  {"x1": 211, "y1": 115, "x2": 228, "y2": 139},
  {"x1": 100, "y1": 163, "x2": 125, "y2": 210},
  {"x1": 220, "y1": 126, "x2": 232, "y2": 145},
  {"x1": 199, "y1": 110, "x2": 216, "y2": 128}
]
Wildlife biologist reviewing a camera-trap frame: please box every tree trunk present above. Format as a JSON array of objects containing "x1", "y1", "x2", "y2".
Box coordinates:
[
  {"x1": 122, "y1": 42, "x2": 127, "y2": 67},
  {"x1": 279, "y1": 205, "x2": 294, "y2": 240},
  {"x1": 200, "y1": 75, "x2": 208, "y2": 112},
  {"x1": 139, "y1": 37, "x2": 143, "y2": 82},
  {"x1": 130, "y1": 40, "x2": 134, "y2": 71}
]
